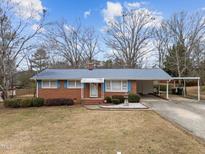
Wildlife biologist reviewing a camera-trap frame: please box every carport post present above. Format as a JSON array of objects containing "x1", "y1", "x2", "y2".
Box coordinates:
[
  {"x1": 198, "y1": 79, "x2": 200, "y2": 101},
  {"x1": 166, "y1": 81, "x2": 169, "y2": 99}
]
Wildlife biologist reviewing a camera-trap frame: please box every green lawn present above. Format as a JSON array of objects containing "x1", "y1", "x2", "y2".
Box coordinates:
[{"x1": 0, "y1": 106, "x2": 205, "y2": 154}]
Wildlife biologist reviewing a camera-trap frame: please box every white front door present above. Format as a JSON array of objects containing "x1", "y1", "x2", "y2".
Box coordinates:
[{"x1": 90, "y1": 83, "x2": 98, "y2": 97}]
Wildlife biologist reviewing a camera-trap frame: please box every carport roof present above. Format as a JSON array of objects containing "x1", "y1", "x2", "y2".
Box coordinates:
[{"x1": 31, "y1": 68, "x2": 172, "y2": 80}]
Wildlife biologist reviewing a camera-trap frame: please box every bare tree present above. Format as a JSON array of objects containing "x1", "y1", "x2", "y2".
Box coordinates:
[
  {"x1": 45, "y1": 21, "x2": 84, "y2": 68},
  {"x1": 161, "y1": 11, "x2": 205, "y2": 77},
  {"x1": 104, "y1": 9, "x2": 156, "y2": 68},
  {"x1": 0, "y1": 0, "x2": 46, "y2": 99},
  {"x1": 191, "y1": 40, "x2": 205, "y2": 84},
  {"x1": 153, "y1": 23, "x2": 169, "y2": 68},
  {"x1": 45, "y1": 21, "x2": 100, "y2": 68},
  {"x1": 81, "y1": 28, "x2": 100, "y2": 63}
]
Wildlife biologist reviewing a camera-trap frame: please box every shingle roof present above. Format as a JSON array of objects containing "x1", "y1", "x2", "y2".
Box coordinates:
[{"x1": 31, "y1": 68, "x2": 172, "y2": 80}]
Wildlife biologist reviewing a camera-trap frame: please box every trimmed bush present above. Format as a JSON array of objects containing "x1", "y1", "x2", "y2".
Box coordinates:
[
  {"x1": 4, "y1": 99, "x2": 21, "y2": 108},
  {"x1": 128, "y1": 93, "x2": 140, "y2": 103},
  {"x1": 32, "y1": 98, "x2": 44, "y2": 107},
  {"x1": 4, "y1": 98, "x2": 44, "y2": 108},
  {"x1": 3, "y1": 98, "x2": 75, "y2": 108},
  {"x1": 112, "y1": 95, "x2": 124, "y2": 103},
  {"x1": 104, "y1": 96, "x2": 112, "y2": 103},
  {"x1": 19, "y1": 99, "x2": 33, "y2": 108},
  {"x1": 45, "y1": 98, "x2": 74, "y2": 106},
  {"x1": 112, "y1": 99, "x2": 121, "y2": 104}
]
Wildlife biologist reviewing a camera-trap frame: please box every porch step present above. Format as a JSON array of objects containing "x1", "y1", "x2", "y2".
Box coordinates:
[{"x1": 82, "y1": 99, "x2": 104, "y2": 104}]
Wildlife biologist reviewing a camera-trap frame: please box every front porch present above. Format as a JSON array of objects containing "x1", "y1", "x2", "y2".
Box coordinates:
[{"x1": 81, "y1": 78, "x2": 105, "y2": 104}]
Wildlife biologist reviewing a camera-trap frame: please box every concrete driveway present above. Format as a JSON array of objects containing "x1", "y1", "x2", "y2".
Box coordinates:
[{"x1": 142, "y1": 96, "x2": 205, "y2": 141}]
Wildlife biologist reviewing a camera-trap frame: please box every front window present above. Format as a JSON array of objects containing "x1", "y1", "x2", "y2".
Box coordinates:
[
  {"x1": 106, "y1": 81, "x2": 111, "y2": 90},
  {"x1": 50, "y1": 81, "x2": 57, "y2": 88},
  {"x1": 105, "y1": 80, "x2": 128, "y2": 92},
  {"x1": 112, "y1": 81, "x2": 121, "y2": 91},
  {"x1": 42, "y1": 80, "x2": 57, "y2": 88},
  {"x1": 122, "y1": 81, "x2": 128, "y2": 91},
  {"x1": 76, "y1": 81, "x2": 81, "y2": 88},
  {"x1": 67, "y1": 80, "x2": 81, "y2": 88},
  {"x1": 68, "y1": 80, "x2": 76, "y2": 88}
]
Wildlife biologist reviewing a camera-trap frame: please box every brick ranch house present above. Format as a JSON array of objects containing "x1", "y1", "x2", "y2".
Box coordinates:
[{"x1": 31, "y1": 68, "x2": 173, "y2": 104}]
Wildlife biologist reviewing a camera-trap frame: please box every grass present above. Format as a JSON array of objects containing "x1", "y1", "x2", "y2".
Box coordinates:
[{"x1": 0, "y1": 106, "x2": 205, "y2": 154}]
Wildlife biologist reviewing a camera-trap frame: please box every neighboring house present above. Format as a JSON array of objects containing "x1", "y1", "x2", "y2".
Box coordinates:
[{"x1": 31, "y1": 68, "x2": 172, "y2": 104}]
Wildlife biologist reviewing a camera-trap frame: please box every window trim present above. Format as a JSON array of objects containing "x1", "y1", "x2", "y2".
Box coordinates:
[
  {"x1": 42, "y1": 80, "x2": 58, "y2": 89},
  {"x1": 67, "y1": 80, "x2": 82, "y2": 89},
  {"x1": 105, "y1": 80, "x2": 128, "y2": 92}
]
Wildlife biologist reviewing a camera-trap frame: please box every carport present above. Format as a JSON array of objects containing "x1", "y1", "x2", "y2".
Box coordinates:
[
  {"x1": 148, "y1": 77, "x2": 200, "y2": 101},
  {"x1": 137, "y1": 80, "x2": 171, "y2": 100},
  {"x1": 171, "y1": 77, "x2": 201, "y2": 101}
]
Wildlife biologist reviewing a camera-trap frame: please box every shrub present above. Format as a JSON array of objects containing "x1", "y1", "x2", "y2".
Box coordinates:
[
  {"x1": 112, "y1": 99, "x2": 121, "y2": 104},
  {"x1": 4, "y1": 99, "x2": 21, "y2": 108},
  {"x1": 128, "y1": 93, "x2": 140, "y2": 103},
  {"x1": 32, "y1": 98, "x2": 44, "y2": 107},
  {"x1": 112, "y1": 95, "x2": 124, "y2": 103},
  {"x1": 45, "y1": 98, "x2": 74, "y2": 106},
  {"x1": 3, "y1": 98, "x2": 75, "y2": 108},
  {"x1": 4, "y1": 98, "x2": 44, "y2": 108},
  {"x1": 19, "y1": 99, "x2": 33, "y2": 108},
  {"x1": 104, "y1": 96, "x2": 112, "y2": 103}
]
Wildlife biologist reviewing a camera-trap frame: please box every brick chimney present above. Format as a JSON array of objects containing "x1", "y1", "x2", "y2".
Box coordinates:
[{"x1": 88, "y1": 63, "x2": 94, "y2": 70}]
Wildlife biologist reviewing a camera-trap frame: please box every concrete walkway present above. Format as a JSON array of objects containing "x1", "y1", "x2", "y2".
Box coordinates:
[
  {"x1": 101, "y1": 103, "x2": 148, "y2": 109},
  {"x1": 143, "y1": 96, "x2": 205, "y2": 141}
]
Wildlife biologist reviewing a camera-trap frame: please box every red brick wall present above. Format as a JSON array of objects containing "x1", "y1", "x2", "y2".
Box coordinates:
[
  {"x1": 104, "y1": 92, "x2": 127, "y2": 97},
  {"x1": 131, "y1": 80, "x2": 137, "y2": 93},
  {"x1": 84, "y1": 83, "x2": 89, "y2": 98},
  {"x1": 38, "y1": 81, "x2": 81, "y2": 100},
  {"x1": 38, "y1": 80, "x2": 137, "y2": 100}
]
